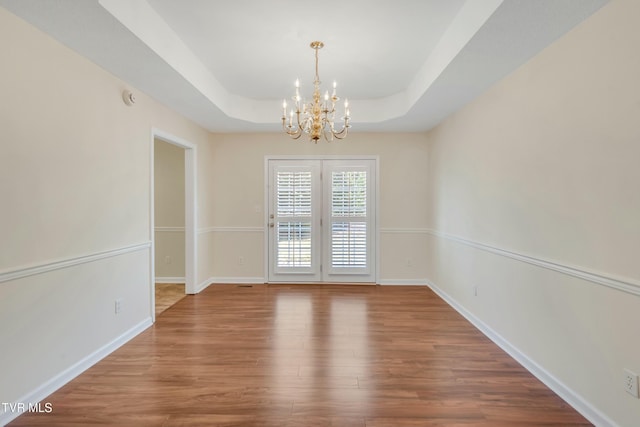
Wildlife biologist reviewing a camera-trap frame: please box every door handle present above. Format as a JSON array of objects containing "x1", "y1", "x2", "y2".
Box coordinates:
[{"x1": 269, "y1": 223, "x2": 274, "y2": 228}]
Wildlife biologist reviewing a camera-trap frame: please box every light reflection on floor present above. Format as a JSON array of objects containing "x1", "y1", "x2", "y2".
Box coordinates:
[{"x1": 270, "y1": 288, "x2": 370, "y2": 417}]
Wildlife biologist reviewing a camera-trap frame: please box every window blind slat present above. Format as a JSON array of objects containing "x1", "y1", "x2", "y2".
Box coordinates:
[
  {"x1": 277, "y1": 171, "x2": 312, "y2": 217},
  {"x1": 331, "y1": 171, "x2": 367, "y2": 217},
  {"x1": 331, "y1": 221, "x2": 367, "y2": 267},
  {"x1": 276, "y1": 221, "x2": 312, "y2": 267}
]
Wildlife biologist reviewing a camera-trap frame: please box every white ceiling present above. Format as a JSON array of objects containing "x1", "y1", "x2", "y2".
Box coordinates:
[
  {"x1": 146, "y1": 0, "x2": 467, "y2": 100},
  {"x1": 1, "y1": 0, "x2": 608, "y2": 133}
]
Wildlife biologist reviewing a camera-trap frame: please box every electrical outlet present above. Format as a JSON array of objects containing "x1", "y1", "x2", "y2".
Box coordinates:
[
  {"x1": 239, "y1": 256, "x2": 244, "y2": 266},
  {"x1": 164, "y1": 256, "x2": 172, "y2": 264},
  {"x1": 406, "y1": 258, "x2": 412, "y2": 267},
  {"x1": 624, "y1": 368, "x2": 639, "y2": 398},
  {"x1": 115, "y1": 298, "x2": 123, "y2": 314}
]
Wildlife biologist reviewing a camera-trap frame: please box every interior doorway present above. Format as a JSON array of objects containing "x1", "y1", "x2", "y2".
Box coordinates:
[
  {"x1": 153, "y1": 139, "x2": 186, "y2": 316},
  {"x1": 151, "y1": 129, "x2": 197, "y2": 322}
]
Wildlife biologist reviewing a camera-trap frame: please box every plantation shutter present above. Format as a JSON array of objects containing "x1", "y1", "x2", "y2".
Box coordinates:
[
  {"x1": 267, "y1": 158, "x2": 375, "y2": 283},
  {"x1": 270, "y1": 161, "x2": 322, "y2": 280},
  {"x1": 276, "y1": 170, "x2": 312, "y2": 268},
  {"x1": 323, "y1": 161, "x2": 373, "y2": 278}
]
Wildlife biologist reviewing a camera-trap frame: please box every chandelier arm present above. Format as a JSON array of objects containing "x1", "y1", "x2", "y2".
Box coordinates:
[
  {"x1": 333, "y1": 132, "x2": 347, "y2": 140},
  {"x1": 332, "y1": 127, "x2": 349, "y2": 140},
  {"x1": 331, "y1": 119, "x2": 351, "y2": 138},
  {"x1": 282, "y1": 119, "x2": 303, "y2": 139},
  {"x1": 287, "y1": 128, "x2": 304, "y2": 139}
]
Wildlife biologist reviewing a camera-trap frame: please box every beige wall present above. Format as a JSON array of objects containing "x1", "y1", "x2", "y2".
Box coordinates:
[
  {"x1": 0, "y1": 7, "x2": 212, "y2": 416},
  {"x1": 205, "y1": 132, "x2": 430, "y2": 282},
  {"x1": 154, "y1": 139, "x2": 186, "y2": 280},
  {"x1": 3, "y1": 0, "x2": 639, "y2": 425},
  {"x1": 425, "y1": 0, "x2": 640, "y2": 425}
]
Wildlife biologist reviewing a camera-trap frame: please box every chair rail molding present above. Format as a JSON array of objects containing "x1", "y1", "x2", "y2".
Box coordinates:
[
  {"x1": 155, "y1": 226, "x2": 185, "y2": 232},
  {"x1": 198, "y1": 226, "x2": 264, "y2": 234},
  {"x1": 0, "y1": 242, "x2": 152, "y2": 284},
  {"x1": 380, "y1": 228, "x2": 430, "y2": 234},
  {"x1": 426, "y1": 229, "x2": 640, "y2": 297}
]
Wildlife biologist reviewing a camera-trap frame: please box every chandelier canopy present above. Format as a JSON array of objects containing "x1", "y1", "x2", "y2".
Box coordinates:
[{"x1": 282, "y1": 41, "x2": 350, "y2": 143}]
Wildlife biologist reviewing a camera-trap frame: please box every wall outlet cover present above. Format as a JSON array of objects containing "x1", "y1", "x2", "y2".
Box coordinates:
[{"x1": 624, "y1": 368, "x2": 639, "y2": 398}]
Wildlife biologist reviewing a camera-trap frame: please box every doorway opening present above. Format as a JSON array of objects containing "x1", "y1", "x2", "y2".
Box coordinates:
[{"x1": 151, "y1": 129, "x2": 197, "y2": 322}]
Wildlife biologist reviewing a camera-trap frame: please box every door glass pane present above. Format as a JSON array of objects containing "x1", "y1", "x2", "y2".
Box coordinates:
[
  {"x1": 331, "y1": 171, "x2": 367, "y2": 217},
  {"x1": 277, "y1": 221, "x2": 312, "y2": 267},
  {"x1": 331, "y1": 221, "x2": 367, "y2": 267},
  {"x1": 276, "y1": 170, "x2": 313, "y2": 269},
  {"x1": 330, "y1": 169, "x2": 368, "y2": 269},
  {"x1": 277, "y1": 171, "x2": 312, "y2": 216}
]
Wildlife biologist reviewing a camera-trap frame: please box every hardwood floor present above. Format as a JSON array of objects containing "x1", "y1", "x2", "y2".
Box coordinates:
[
  {"x1": 155, "y1": 283, "x2": 186, "y2": 317},
  {"x1": 10, "y1": 284, "x2": 592, "y2": 426}
]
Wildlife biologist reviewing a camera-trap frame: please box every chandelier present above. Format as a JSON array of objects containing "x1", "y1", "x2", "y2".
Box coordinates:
[{"x1": 282, "y1": 41, "x2": 350, "y2": 143}]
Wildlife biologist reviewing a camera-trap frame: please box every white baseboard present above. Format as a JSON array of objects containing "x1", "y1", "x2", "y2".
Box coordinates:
[
  {"x1": 377, "y1": 279, "x2": 428, "y2": 286},
  {"x1": 202, "y1": 278, "x2": 426, "y2": 286},
  {"x1": 155, "y1": 276, "x2": 185, "y2": 284},
  {"x1": 210, "y1": 277, "x2": 266, "y2": 285},
  {"x1": 0, "y1": 317, "x2": 152, "y2": 426},
  {"x1": 194, "y1": 277, "x2": 214, "y2": 294},
  {"x1": 425, "y1": 280, "x2": 618, "y2": 427},
  {"x1": 192, "y1": 277, "x2": 265, "y2": 294}
]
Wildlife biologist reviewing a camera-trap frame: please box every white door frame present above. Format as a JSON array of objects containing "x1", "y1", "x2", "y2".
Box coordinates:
[
  {"x1": 150, "y1": 128, "x2": 198, "y2": 323},
  {"x1": 263, "y1": 155, "x2": 380, "y2": 284}
]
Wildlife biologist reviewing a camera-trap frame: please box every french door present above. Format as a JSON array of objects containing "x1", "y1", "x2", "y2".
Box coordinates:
[{"x1": 267, "y1": 158, "x2": 376, "y2": 283}]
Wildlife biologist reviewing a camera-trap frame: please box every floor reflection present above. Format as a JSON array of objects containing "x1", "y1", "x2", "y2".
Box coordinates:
[{"x1": 270, "y1": 287, "x2": 371, "y2": 417}]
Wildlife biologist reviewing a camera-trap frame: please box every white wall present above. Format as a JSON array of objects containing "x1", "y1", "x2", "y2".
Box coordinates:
[
  {"x1": 154, "y1": 139, "x2": 186, "y2": 281},
  {"x1": 205, "y1": 132, "x2": 430, "y2": 283},
  {"x1": 425, "y1": 0, "x2": 640, "y2": 425},
  {"x1": 0, "y1": 7, "x2": 213, "y2": 422}
]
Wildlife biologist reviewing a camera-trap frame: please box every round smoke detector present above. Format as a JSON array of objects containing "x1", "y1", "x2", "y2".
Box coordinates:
[{"x1": 122, "y1": 90, "x2": 136, "y2": 106}]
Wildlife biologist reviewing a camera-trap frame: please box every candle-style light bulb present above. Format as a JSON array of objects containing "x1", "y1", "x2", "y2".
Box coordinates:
[
  {"x1": 295, "y1": 79, "x2": 300, "y2": 88},
  {"x1": 282, "y1": 99, "x2": 287, "y2": 116},
  {"x1": 332, "y1": 81, "x2": 337, "y2": 96}
]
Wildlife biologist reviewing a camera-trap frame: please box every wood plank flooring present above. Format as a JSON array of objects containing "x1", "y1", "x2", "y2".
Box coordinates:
[
  {"x1": 155, "y1": 283, "x2": 186, "y2": 317},
  {"x1": 9, "y1": 284, "x2": 592, "y2": 426}
]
